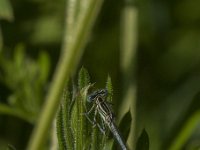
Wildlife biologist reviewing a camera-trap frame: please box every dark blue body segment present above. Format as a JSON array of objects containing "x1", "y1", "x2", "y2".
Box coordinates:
[{"x1": 87, "y1": 89, "x2": 108, "y2": 102}]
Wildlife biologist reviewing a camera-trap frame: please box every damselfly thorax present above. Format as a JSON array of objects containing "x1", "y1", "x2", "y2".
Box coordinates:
[{"x1": 95, "y1": 96, "x2": 114, "y2": 126}]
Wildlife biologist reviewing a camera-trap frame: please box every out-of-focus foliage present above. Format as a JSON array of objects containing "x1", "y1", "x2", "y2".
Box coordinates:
[
  {"x1": 1, "y1": 0, "x2": 65, "y2": 49},
  {"x1": 0, "y1": 0, "x2": 13, "y2": 49},
  {"x1": 137, "y1": 0, "x2": 200, "y2": 149},
  {"x1": 0, "y1": 0, "x2": 200, "y2": 149},
  {"x1": 0, "y1": 0, "x2": 13, "y2": 21},
  {"x1": 0, "y1": 45, "x2": 50, "y2": 149},
  {"x1": 0, "y1": 45, "x2": 50, "y2": 123}
]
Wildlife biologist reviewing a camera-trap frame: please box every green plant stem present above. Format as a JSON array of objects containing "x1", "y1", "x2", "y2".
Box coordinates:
[
  {"x1": 169, "y1": 110, "x2": 200, "y2": 150},
  {"x1": 62, "y1": 0, "x2": 78, "y2": 54},
  {"x1": 27, "y1": 0, "x2": 104, "y2": 149},
  {"x1": 0, "y1": 103, "x2": 33, "y2": 123}
]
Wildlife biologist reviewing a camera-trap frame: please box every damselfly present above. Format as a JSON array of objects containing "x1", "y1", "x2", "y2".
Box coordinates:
[{"x1": 85, "y1": 89, "x2": 128, "y2": 150}]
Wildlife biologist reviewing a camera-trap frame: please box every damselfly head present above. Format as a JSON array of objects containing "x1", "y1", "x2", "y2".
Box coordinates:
[{"x1": 87, "y1": 89, "x2": 108, "y2": 102}]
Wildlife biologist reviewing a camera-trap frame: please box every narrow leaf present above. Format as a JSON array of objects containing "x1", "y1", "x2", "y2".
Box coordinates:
[
  {"x1": 136, "y1": 129, "x2": 149, "y2": 150},
  {"x1": 106, "y1": 75, "x2": 113, "y2": 103},
  {"x1": 78, "y1": 67, "x2": 90, "y2": 90},
  {"x1": 71, "y1": 97, "x2": 78, "y2": 149},
  {"x1": 81, "y1": 84, "x2": 95, "y2": 149},
  {"x1": 91, "y1": 126, "x2": 103, "y2": 150},
  {"x1": 56, "y1": 105, "x2": 67, "y2": 150},
  {"x1": 71, "y1": 91, "x2": 85, "y2": 150},
  {"x1": 62, "y1": 87, "x2": 74, "y2": 150},
  {"x1": 112, "y1": 110, "x2": 132, "y2": 149}
]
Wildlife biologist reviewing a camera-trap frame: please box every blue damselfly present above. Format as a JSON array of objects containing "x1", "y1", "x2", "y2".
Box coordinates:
[{"x1": 85, "y1": 89, "x2": 128, "y2": 150}]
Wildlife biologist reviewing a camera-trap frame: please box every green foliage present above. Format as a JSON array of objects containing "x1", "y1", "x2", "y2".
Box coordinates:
[
  {"x1": 136, "y1": 129, "x2": 149, "y2": 150},
  {"x1": 112, "y1": 110, "x2": 132, "y2": 149},
  {"x1": 1, "y1": 0, "x2": 200, "y2": 149},
  {"x1": 56, "y1": 105, "x2": 67, "y2": 150},
  {"x1": 0, "y1": 0, "x2": 13, "y2": 49},
  {"x1": 27, "y1": 0, "x2": 105, "y2": 149},
  {"x1": 78, "y1": 67, "x2": 90, "y2": 90},
  {"x1": 71, "y1": 91, "x2": 85, "y2": 149},
  {"x1": 0, "y1": 46, "x2": 50, "y2": 123},
  {"x1": 0, "y1": 0, "x2": 13, "y2": 21},
  {"x1": 56, "y1": 68, "x2": 131, "y2": 150},
  {"x1": 56, "y1": 68, "x2": 93, "y2": 150},
  {"x1": 106, "y1": 75, "x2": 113, "y2": 103},
  {"x1": 62, "y1": 87, "x2": 74, "y2": 150}
]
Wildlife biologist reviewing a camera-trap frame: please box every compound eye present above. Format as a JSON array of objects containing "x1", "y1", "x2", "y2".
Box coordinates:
[
  {"x1": 87, "y1": 89, "x2": 108, "y2": 102},
  {"x1": 87, "y1": 92, "x2": 98, "y2": 102}
]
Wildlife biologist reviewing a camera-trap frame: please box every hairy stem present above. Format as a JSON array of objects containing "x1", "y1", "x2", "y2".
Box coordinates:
[{"x1": 27, "y1": 0, "x2": 104, "y2": 149}]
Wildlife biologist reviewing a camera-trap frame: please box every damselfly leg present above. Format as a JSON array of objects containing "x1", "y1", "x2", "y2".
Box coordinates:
[{"x1": 84, "y1": 103, "x2": 106, "y2": 134}]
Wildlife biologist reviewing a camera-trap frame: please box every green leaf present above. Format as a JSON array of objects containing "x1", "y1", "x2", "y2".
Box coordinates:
[
  {"x1": 78, "y1": 67, "x2": 90, "y2": 90},
  {"x1": 136, "y1": 129, "x2": 149, "y2": 150},
  {"x1": 101, "y1": 133, "x2": 109, "y2": 150},
  {"x1": 106, "y1": 75, "x2": 113, "y2": 103},
  {"x1": 103, "y1": 139, "x2": 114, "y2": 150},
  {"x1": 112, "y1": 110, "x2": 132, "y2": 149},
  {"x1": 0, "y1": 0, "x2": 14, "y2": 21},
  {"x1": 0, "y1": 47, "x2": 50, "y2": 122},
  {"x1": 71, "y1": 88, "x2": 90, "y2": 150},
  {"x1": 91, "y1": 126, "x2": 103, "y2": 150},
  {"x1": 37, "y1": 51, "x2": 50, "y2": 84},
  {"x1": 56, "y1": 105, "x2": 67, "y2": 150},
  {"x1": 80, "y1": 83, "x2": 96, "y2": 150},
  {"x1": 62, "y1": 87, "x2": 74, "y2": 150},
  {"x1": 77, "y1": 67, "x2": 93, "y2": 149},
  {"x1": 119, "y1": 110, "x2": 132, "y2": 142},
  {"x1": 57, "y1": 69, "x2": 115, "y2": 150}
]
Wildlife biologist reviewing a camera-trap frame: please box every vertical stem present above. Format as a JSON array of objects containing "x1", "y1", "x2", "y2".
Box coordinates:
[
  {"x1": 119, "y1": 0, "x2": 138, "y2": 149},
  {"x1": 27, "y1": 0, "x2": 104, "y2": 149},
  {"x1": 61, "y1": 0, "x2": 78, "y2": 54}
]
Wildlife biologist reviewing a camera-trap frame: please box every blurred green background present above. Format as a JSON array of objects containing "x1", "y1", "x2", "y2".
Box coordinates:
[{"x1": 0, "y1": 0, "x2": 200, "y2": 149}]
